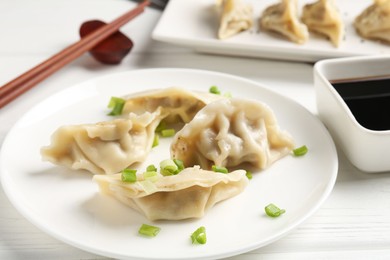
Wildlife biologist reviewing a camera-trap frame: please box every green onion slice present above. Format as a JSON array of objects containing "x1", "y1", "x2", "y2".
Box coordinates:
[
  {"x1": 293, "y1": 145, "x2": 308, "y2": 156},
  {"x1": 209, "y1": 86, "x2": 221, "y2": 95},
  {"x1": 152, "y1": 134, "x2": 159, "y2": 148},
  {"x1": 190, "y1": 226, "x2": 207, "y2": 245},
  {"x1": 211, "y1": 165, "x2": 228, "y2": 174},
  {"x1": 246, "y1": 170, "x2": 252, "y2": 180},
  {"x1": 161, "y1": 128, "x2": 175, "y2": 137},
  {"x1": 146, "y1": 164, "x2": 157, "y2": 172},
  {"x1": 160, "y1": 159, "x2": 178, "y2": 176},
  {"x1": 155, "y1": 120, "x2": 167, "y2": 133},
  {"x1": 138, "y1": 224, "x2": 161, "y2": 237},
  {"x1": 173, "y1": 159, "x2": 184, "y2": 173},
  {"x1": 107, "y1": 97, "x2": 125, "y2": 116},
  {"x1": 265, "y1": 203, "x2": 286, "y2": 217},
  {"x1": 223, "y1": 92, "x2": 232, "y2": 98},
  {"x1": 121, "y1": 169, "x2": 137, "y2": 182}
]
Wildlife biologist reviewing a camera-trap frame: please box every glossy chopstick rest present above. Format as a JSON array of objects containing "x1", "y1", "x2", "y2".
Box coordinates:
[{"x1": 79, "y1": 20, "x2": 133, "y2": 64}]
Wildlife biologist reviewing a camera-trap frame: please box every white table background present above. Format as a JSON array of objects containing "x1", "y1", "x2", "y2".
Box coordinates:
[{"x1": 0, "y1": 0, "x2": 390, "y2": 259}]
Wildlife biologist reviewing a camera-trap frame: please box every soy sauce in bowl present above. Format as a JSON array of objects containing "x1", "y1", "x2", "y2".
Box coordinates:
[{"x1": 331, "y1": 76, "x2": 390, "y2": 131}]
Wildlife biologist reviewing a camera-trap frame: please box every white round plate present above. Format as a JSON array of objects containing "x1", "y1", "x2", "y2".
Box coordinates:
[{"x1": 0, "y1": 68, "x2": 338, "y2": 260}]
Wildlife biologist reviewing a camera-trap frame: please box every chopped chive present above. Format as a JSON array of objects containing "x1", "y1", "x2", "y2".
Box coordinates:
[
  {"x1": 152, "y1": 134, "x2": 159, "y2": 148},
  {"x1": 265, "y1": 203, "x2": 286, "y2": 217},
  {"x1": 121, "y1": 169, "x2": 137, "y2": 182},
  {"x1": 191, "y1": 226, "x2": 207, "y2": 245},
  {"x1": 212, "y1": 165, "x2": 228, "y2": 174},
  {"x1": 160, "y1": 159, "x2": 178, "y2": 176},
  {"x1": 143, "y1": 171, "x2": 159, "y2": 182},
  {"x1": 161, "y1": 128, "x2": 175, "y2": 137},
  {"x1": 146, "y1": 164, "x2": 157, "y2": 172},
  {"x1": 107, "y1": 97, "x2": 125, "y2": 116},
  {"x1": 209, "y1": 86, "x2": 221, "y2": 95},
  {"x1": 223, "y1": 92, "x2": 232, "y2": 98},
  {"x1": 155, "y1": 120, "x2": 167, "y2": 133},
  {"x1": 246, "y1": 170, "x2": 252, "y2": 180},
  {"x1": 293, "y1": 145, "x2": 308, "y2": 156},
  {"x1": 138, "y1": 224, "x2": 161, "y2": 237},
  {"x1": 173, "y1": 159, "x2": 184, "y2": 173}
]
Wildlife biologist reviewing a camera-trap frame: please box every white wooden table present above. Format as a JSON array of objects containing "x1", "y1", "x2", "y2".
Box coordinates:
[{"x1": 1, "y1": 0, "x2": 390, "y2": 259}]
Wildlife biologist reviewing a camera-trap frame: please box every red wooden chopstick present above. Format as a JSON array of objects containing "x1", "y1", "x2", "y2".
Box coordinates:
[{"x1": 0, "y1": 0, "x2": 150, "y2": 109}]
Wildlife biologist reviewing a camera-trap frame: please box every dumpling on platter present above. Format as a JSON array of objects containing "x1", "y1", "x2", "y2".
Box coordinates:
[
  {"x1": 354, "y1": 0, "x2": 390, "y2": 43},
  {"x1": 217, "y1": 0, "x2": 253, "y2": 39},
  {"x1": 41, "y1": 110, "x2": 164, "y2": 175},
  {"x1": 301, "y1": 0, "x2": 344, "y2": 47},
  {"x1": 260, "y1": 0, "x2": 309, "y2": 44},
  {"x1": 122, "y1": 87, "x2": 225, "y2": 123},
  {"x1": 170, "y1": 98, "x2": 295, "y2": 171},
  {"x1": 93, "y1": 166, "x2": 248, "y2": 221}
]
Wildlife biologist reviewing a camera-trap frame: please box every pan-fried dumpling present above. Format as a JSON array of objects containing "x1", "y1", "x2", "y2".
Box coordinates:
[
  {"x1": 93, "y1": 166, "x2": 248, "y2": 221},
  {"x1": 122, "y1": 87, "x2": 224, "y2": 123},
  {"x1": 171, "y1": 98, "x2": 295, "y2": 171},
  {"x1": 260, "y1": 0, "x2": 309, "y2": 44},
  {"x1": 354, "y1": 0, "x2": 390, "y2": 43},
  {"x1": 301, "y1": 0, "x2": 344, "y2": 47},
  {"x1": 41, "y1": 110, "x2": 163, "y2": 175},
  {"x1": 217, "y1": 0, "x2": 253, "y2": 39}
]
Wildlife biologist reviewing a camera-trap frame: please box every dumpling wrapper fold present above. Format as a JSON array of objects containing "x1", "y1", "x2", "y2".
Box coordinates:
[
  {"x1": 301, "y1": 0, "x2": 344, "y2": 47},
  {"x1": 171, "y1": 98, "x2": 295, "y2": 171},
  {"x1": 41, "y1": 111, "x2": 163, "y2": 175},
  {"x1": 354, "y1": 0, "x2": 390, "y2": 43},
  {"x1": 217, "y1": 0, "x2": 253, "y2": 39},
  {"x1": 260, "y1": 0, "x2": 309, "y2": 44},
  {"x1": 93, "y1": 166, "x2": 248, "y2": 221}
]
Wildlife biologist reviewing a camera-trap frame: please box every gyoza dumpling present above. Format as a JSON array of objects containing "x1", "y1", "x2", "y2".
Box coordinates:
[
  {"x1": 171, "y1": 98, "x2": 295, "y2": 171},
  {"x1": 301, "y1": 0, "x2": 344, "y2": 47},
  {"x1": 260, "y1": 0, "x2": 309, "y2": 44},
  {"x1": 41, "y1": 110, "x2": 163, "y2": 175},
  {"x1": 122, "y1": 87, "x2": 225, "y2": 123},
  {"x1": 354, "y1": 0, "x2": 390, "y2": 43},
  {"x1": 217, "y1": 0, "x2": 253, "y2": 39},
  {"x1": 93, "y1": 166, "x2": 248, "y2": 221}
]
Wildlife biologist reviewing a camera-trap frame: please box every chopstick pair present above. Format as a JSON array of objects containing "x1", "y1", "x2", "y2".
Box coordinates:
[{"x1": 0, "y1": 0, "x2": 150, "y2": 109}]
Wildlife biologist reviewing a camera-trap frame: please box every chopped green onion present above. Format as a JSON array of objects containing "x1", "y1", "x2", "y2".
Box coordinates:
[
  {"x1": 143, "y1": 171, "x2": 159, "y2": 182},
  {"x1": 155, "y1": 120, "x2": 167, "y2": 133},
  {"x1": 138, "y1": 224, "x2": 161, "y2": 237},
  {"x1": 293, "y1": 145, "x2": 308, "y2": 156},
  {"x1": 161, "y1": 128, "x2": 175, "y2": 137},
  {"x1": 146, "y1": 164, "x2": 157, "y2": 172},
  {"x1": 160, "y1": 159, "x2": 178, "y2": 176},
  {"x1": 107, "y1": 97, "x2": 125, "y2": 116},
  {"x1": 139, "y1": 180, "x2": 157, "y2": 194},
  {"x1": 209, "y1": 86, "x2": 221, "y2": 95},
  {"x1": 121, "y1": 169, "x2": 137, "y2": 182},
  {"x1": 212, "y1": 165, "x2": 228, "y2": 174},
  {"x1": 246, "y1": 170, "x2": 252, "y2": 180},
  {"x1": 191, "y1": 226, "x2": 207, "y2": 245},
  {"x1": 265, "y1": 203, "x2": 286, "y2": 217},
  {"x1": 173, "y1": 159, "x2": 185, "y2": 173},
  {"x1": 152, "y1": 134, "x2": 159, "y2": 148},
  {"x1": 223, "y1": 92, "x2": 232, "y2": 98}
]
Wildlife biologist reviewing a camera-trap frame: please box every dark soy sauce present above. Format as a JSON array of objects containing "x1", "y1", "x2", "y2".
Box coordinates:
[{"x1": 331, "y1": 76, "x2": 390, "y2": 131}]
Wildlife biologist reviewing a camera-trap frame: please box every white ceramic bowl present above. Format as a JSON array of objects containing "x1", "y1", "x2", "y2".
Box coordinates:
[{"x1": 314, "y1": 55, "x2": 390, "y2": 172}]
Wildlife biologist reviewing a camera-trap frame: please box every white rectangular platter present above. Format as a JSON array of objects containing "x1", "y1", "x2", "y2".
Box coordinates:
[{"x1": 152, "y1": 0, "x2": 390, "y2": 62}]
